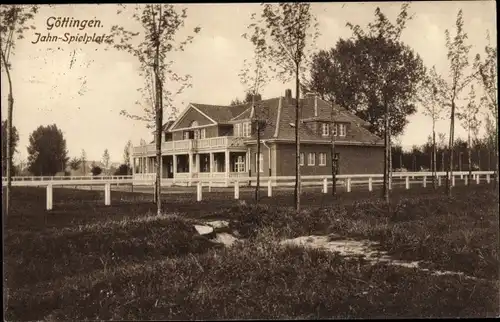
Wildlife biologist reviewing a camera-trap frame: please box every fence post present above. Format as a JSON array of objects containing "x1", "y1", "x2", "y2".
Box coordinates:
[
  {"x1": 208, "y1": 181, "x2": 212, "y2": 192},
  {"x1": 452, "y1": 175, "x2": 455, "y2": 187},
  {"x1": 487, "y1": 173, "x2": 491, "y2": 183},
  {"x1": 464, "y1": 175, "x2": 468, "y2": 186},
  {"x1": 46, "y1": 184, "x2": 53, "y2": 210},
  {"x1": 323, "y1": 177, "x2": 327, "y2": 194},
  {"x1": 105, "y1": 183, "x2": 111, "y2": 206},
  {"x1": 368, "y1": 177, "x2": 373, "y2": 191},
  {"x1": 267, "y1": 179, "x2": 272, "y2": 197},
  {"x1": 476, "y1": 174, "x2": 480, "y2": 184},
  {"x1": 234, "y1": 180, "x2": 240, "y2": 200},
  {"x1": 346, "y1": 178, "x2": 351, "y2": 192},
  {"x1": 405, "y1": 176, "x2": 410, "y2": 190},
  {"x1": 423, "y1": 176, "x2": 427, "y2": 188},
  {"x1": 197, "y1": 181, "x2": 202, "y2": 202},
  {"x1": 438, "y1": 175, "x2": 441, "y2": 186}
]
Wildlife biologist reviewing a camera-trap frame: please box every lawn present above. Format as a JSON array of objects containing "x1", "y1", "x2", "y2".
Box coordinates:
[{"x1": 3, "y1": 183, "x2": 499, "y2": 320}]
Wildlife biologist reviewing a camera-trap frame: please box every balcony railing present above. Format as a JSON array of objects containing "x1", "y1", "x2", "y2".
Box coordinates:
[{"x1": 132, "y1": 136, "x2": 246, "y2": 156}]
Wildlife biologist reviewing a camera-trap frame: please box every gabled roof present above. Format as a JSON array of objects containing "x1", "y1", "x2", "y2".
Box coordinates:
[
  {"x1": 163, "y1": 120, "x2": 175, "y2": 131},
  {"x1": 191, "y1": 103, "x2": 248, "y2": 124}
]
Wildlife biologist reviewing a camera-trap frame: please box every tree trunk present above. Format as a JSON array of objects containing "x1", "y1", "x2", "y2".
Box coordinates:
[
  {"x1": 477, "y1": 148, "x2": 481, "y2": 171},
  {"x1": 153, "y1": 14, "x2": 163, "y2": 215},
  {"x1": 1, "y1": 47, "x2": 14, "y2": 218},
  {"x1": 294, "y1": 70, "x2": 301, "y2": 213},
  {"x1": 495, "y1": 112, "x2": 499, "y2": 187},
  {"x1": 467, "y1": 130, "x2": 472, "y2": 186},
  {"x1": 382, "y1": 100, "x2": 389, "y2": 203},
  {"x1": 441, "y1": 150, "x2": 445, "y2": 173},
  {"x1": 446, "y1": 100, "x2": 456, "y2": 196},
  {"x1": 388, "y1": 124, "x2": 393, "y2": 192},
  {"x1": 432, "y1": 129, "x2": 437, "y2": 189}
]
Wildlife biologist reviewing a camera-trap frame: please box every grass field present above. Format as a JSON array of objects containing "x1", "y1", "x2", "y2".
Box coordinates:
[{"x1": 4, "y1": 183, "x2": 499, "y2": 320}]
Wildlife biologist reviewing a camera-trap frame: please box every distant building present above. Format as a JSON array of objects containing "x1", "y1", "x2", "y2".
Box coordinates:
[{"x1": 131, "y1": 89, "x2": 384, "y2": 186}]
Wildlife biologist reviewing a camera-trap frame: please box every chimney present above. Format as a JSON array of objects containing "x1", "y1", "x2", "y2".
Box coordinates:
[{"x1": 285, "y1": 89, "x2": 292, "y2": 99}]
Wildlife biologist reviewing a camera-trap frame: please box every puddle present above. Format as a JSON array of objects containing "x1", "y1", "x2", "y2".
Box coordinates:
[
  {"x1": 205, "y1": 220, "x2": 229, "y2": 229},
  {"x1": 193, "y1": 225, "x2": 483, "y2": 282},
  {"x1": 281, "y1": 235, "x2": 481, "y2": 281},
  {"x1": 211, "y1": 233, "x2": 240, "y2": 247}
]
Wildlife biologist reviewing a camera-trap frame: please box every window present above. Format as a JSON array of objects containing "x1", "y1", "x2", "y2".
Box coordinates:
[
  {"x1": 338, "y1": 123, "x2": 346, "y2": 137},
  {"x1": 235, "y1": 123, "x2": 241, "y2": 137},
  {"x1": 242, "y1": 122, "x2": 251, "y2": 137},
  {"x1": 321, "y1": 123, "x2": 329, "y2": 137},
  {"x1": 319, "y1": 152, "x2": 327, "y2": 166},
  {"x1": 200, "y1": 128, "x2": 206, "y2": 139},
  {"x1": 183, "y1": 131, "x2": 190, "y2": 140},
  {"x1": 194, "y1": 129, "x2": 200, "y2": 139},
  {"x1": 190, "y1": 121, "x2": 198, "y2": 128},
  {"x1": 255, "y1": 153, "x2": 263, "y2": 172},
  {"x1": 332, "y1": 123, "x2": 338, "y2": 136},
  {"x1": 300, "y1": 153, "x2": 305, "y2": 166},
  {"x1": 235, "y1": 156, "x2": 245, "y2": 173},
  {"x1": 307, "y1": 153, "x2": 316, "y2": 166}
]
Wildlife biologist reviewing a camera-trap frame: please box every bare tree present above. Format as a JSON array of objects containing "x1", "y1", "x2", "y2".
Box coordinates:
[
  {"x1": 458, "y1": 85, "x2": 482, "y2": 185},
  {"x1": 439, "y1": 9, "x2": 473, "y2": 196},
  {"x1": 107, "y1": 4, "x2": 201, "y2": 215},
  {"x1": 239, "y1": 45, "x2": 270, "y2": 202},
  {"x1": 123, "y1": 140, "x2": 132, "y2": 174},
  {"x1": 102, "y1": 149, "x2": 110, "y2": 174},
  {"x1": 0, "y1": 5, "x2": 38, "y2": 215},
  {"x1": 80, "y1": 149, "x2": 87, "y2": 176},
  {"x1": 474, "y1": 31, "x2": 498, "y2": 185},
  {"x1": 417, "y1": 66, "x2": 447, "y2": 189},
  {"x1": 244, "y1": 3, "x2": 320, "y2": 212}
]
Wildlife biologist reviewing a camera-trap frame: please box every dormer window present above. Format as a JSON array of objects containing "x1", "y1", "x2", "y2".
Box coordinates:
[
  {"x1": 235, "y1": 122, "x2": 251, "y2": 137},
  {"x1": 321, "y1": 122, "x2": 329, "y2": 137},
  {"x1": 242, "y1": 122, "x2": 251, "y2": 137},
  {"x1": 330, "y1": 123, "x2": 346, "y2": 137},
  {"x1": 338, "y1": 123, "x2": 346, "y2": 137}
]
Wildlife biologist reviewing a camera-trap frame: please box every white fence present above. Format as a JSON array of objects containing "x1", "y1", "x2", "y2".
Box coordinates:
[{"x1": 1, "y1": 171, "x2": 495, "y2": 211}]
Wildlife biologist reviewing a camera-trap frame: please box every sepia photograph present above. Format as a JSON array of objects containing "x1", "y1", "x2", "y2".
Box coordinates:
[{"x1": 1, "y1": 1, "x2": 498, "y2": 320}]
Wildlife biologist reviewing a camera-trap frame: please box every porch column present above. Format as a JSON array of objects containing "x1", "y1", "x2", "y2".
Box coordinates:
[
  {"x1": 209, "y1": 152, "x2": 214, "y2": 175},
  {"x1": 188, "y1": 152, "x2": 193, "y2": 186},
  {"x1": 225, "y1": 150, "x2": 230, "y2": 186},
  {"x1": 173, "y1": 154, "x2": 177, "y2": 178},
  {"x1": 129, "y1": 146, "x2": 133, "y2": 175},
  {"x1": 132, "y1": 158, "x2": 136, "y2": 176},
  {"x1": 195, "y1": 154, "x2": 200, "y2": 173}
]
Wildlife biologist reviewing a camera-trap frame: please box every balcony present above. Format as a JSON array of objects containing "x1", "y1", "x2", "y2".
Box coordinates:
[{"x1": 132, "y1": 136, "x2": 246, "y2": 156}]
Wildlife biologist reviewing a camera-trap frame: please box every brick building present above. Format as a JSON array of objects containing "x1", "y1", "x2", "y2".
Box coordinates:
[{"x1": 131, "y1": 89, "x2": 384, "y2": 185}]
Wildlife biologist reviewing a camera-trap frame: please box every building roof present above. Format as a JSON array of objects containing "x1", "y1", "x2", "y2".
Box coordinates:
[
  {"x1": 171, "y1": 92, "x2": 383, "y2": 145},
  {"x1": 191, "y1": 103, "x2": 248, "y2": 124}
]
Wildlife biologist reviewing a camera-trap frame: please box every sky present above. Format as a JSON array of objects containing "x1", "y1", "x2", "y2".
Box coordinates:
[{"x1": 1, "y1": 1, "x2": 496, "y2": 163}]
